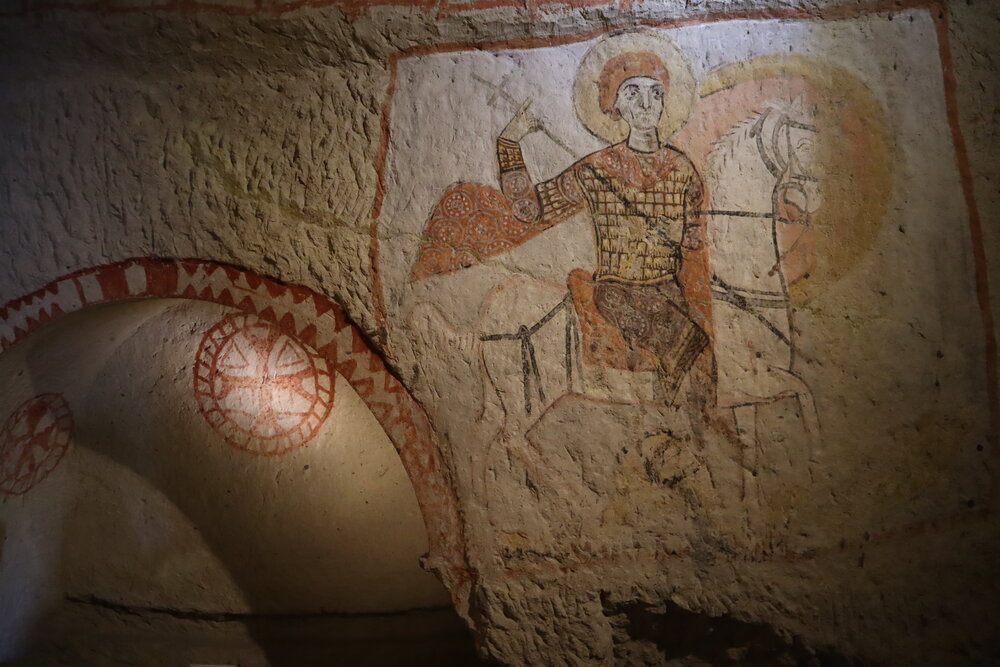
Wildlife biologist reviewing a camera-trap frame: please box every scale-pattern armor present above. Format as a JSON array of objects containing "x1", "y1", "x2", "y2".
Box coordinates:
[
  {"x1": 497, "y1": 138, "x2": 708, "y2": 396},
  {"x1": 497, "y1": 138, "x2": 703, "y2": 284}
]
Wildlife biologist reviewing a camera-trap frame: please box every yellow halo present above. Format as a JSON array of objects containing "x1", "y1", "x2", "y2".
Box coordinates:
[
  {"x1": 573, "y1": 29, "x2": 696, "y2": 145},
  {"x1": 698, "y1": 53, "x2": 895, "y2": 303}
]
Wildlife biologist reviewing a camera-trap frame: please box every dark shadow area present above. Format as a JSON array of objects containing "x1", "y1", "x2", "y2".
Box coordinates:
[
  {"x1": 605, "y1": 596, "x2": 878, "y2": 667},
  {"x1": 10, "y1": 597, "x2": 485, "y2": 666}
]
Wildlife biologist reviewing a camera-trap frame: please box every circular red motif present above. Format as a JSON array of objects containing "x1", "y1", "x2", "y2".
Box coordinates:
[
  {"x1": 428, "y1": 216, "x2": 466, "y2": 247},
  {"x1": 0, "y1": 394, "x2": 73, "y2": 496},
  {"x1": 469, "y1": 212, "x2": 499, "y2": 241},
  {"x1": 500, "y1": 171, "x2": 532, "y2": 199},
  {"x1": 419, "y1": 243, "x2": 457, "y2": 274},
  {"x1": 194, "y1": 314, "x2": 334, "y2": 455},
  {"x1": 512, "y1": 197, "x2": 540, "y2": 221},
  {"x1": 441, "y1": 190, "x2": 475, "y2": 218}
]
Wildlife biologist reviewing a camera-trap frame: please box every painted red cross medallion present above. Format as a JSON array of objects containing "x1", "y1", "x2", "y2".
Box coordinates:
[
  {"x1": 194, "y1": 313, "x2": 335, "y2": 455},
  {"x1": 0, "y1": 393, "x2": 74, "y2": 496}
]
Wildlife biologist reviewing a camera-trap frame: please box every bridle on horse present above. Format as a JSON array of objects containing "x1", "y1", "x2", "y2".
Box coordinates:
[{"x1": 707, "y1": 108, "x2": 819, "y2": 348}]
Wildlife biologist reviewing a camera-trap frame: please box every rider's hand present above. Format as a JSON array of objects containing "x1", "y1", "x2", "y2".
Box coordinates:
[
  {"x1": 681, "y1": 224, "x2": 706, "y2": 251},
  {"x1": 500, "y1": 98, "x2": 543, "y2": 142}
]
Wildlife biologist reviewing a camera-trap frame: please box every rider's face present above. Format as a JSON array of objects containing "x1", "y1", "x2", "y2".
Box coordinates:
[{"x1": 614, "y1": 76, "x2": 665, "y2": 131}]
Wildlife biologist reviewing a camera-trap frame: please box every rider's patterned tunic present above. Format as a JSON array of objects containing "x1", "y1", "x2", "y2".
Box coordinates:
[{"x1": 497, "y1": 137, "x2": 709, "y2": 397}]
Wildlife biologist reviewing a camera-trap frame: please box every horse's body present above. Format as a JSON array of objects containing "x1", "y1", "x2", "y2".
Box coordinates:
[
  {"x1": 408, "y1": 101, "x2": 822, "y2": 467},
  {"x1": 703, "y1": 102, "x2": 822, "y2": 523}
]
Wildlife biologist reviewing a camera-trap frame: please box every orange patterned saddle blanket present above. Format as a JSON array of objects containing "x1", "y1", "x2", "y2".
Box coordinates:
[{"x1": 566, "y1": 268, "x2": 659, "y2": 373}]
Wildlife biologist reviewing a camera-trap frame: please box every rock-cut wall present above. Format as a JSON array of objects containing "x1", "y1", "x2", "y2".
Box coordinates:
[{"x1": 1, "y1": 0, "x2": 999, "y2": 665}]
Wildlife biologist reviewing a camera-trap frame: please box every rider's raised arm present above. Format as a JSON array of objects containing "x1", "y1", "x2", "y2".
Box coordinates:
[
  {"x1": 497, "y1": 137, "x2": 586, "y2": 225},
  {"x1": 496, "y1": 99, "x2": 586, "y2": 225}
]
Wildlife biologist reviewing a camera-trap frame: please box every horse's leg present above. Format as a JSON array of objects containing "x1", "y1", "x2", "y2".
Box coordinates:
[
  {"x1": 795, "y1": 381, "x2": 822, "y2": 460},
  {"x1": 479, "y1": 338, "x2": 528, "y2": 438},
  {"x1": 762, "y1": 366, "x2": 821, "y2": 459},
  {"x1": 732, "y1": 403, "x2": 764, "y2": 552},
  {"x1": 733, "y1": 404, "x2": 758, "y2": 478},
  {"x1": 748, "y1": 366, "x2": 821, "y2": 554}
]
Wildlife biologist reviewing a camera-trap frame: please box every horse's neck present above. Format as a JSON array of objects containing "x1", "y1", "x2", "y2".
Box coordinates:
[
  {"x1": 707, "y1": 158, "x2": 775, "y2": 213},
  {"x1": 706, "y1": 129, "x2": 784, "y2": 290}
]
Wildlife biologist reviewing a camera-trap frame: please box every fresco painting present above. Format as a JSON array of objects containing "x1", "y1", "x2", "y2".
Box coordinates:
[
  {"x1": 194, "y1": 312, "x2": 335, "y2": 455},
  {"x1": 378, "y1": 10, "x2": 988, "y2": 569}
]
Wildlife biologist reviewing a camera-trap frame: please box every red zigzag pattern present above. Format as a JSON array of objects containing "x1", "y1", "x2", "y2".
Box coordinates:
[{"x1": 0, "y1": 257, "x2": 471, "y2": 617}]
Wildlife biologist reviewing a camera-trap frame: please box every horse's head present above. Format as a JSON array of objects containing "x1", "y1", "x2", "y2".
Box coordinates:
[
  {"x1": 706, "y1": 97, "x2": 821, "y2": 215},
  {"x1": 761, "y1": 97, "x2": 822, "y2": 220}
]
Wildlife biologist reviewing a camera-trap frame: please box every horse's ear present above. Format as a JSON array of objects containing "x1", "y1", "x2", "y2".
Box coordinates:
[{"x1": 791, "y1": 95, "x2": 806, "y2": 116}]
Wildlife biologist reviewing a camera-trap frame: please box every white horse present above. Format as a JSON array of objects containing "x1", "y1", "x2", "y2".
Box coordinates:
[
  {"x1": 405, "y1": 267, "x2": 672, "y2": 499},
  {"x1": 704, "y1": 98, "x2": 822, "y2": 499},
  {"x1": 407, "y1": 100, "x2": 822, "y2": 458}
]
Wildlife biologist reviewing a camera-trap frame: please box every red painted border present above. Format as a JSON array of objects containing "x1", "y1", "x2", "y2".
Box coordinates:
[
  {"x1": 0, "y1": 257, "x2": 473, "y2": 620},
  {"x1": 2, "y1": 0, "x2": 613, "y2": 20},
  {"x1": 369, "y1": 0, "x2": 996, "y2": 435},
  {"x1": 492, "y1": 504, "x2": 993, "y2": 579},
  {"x1": 932, "y1": 8, "x2": 1000, "y2": 477},
  {"x1": 368, "y1": 0, "x2": 998, "y2": 547},
  {"x1": 0, "y1": 0, "x2": 943, "y2": 22}
]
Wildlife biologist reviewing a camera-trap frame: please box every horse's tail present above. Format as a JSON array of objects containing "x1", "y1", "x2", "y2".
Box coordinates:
[
  {"x1": 405, "y1": 301, "x2": 502, "y2": 441},
  {"x1": 475, "y1": 335, "x2": 507, "y2": 444}
]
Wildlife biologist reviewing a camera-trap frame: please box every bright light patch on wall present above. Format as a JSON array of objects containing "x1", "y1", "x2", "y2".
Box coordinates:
[{"x1": 193, "y1": 313, "x2": 334, "y2": 455}]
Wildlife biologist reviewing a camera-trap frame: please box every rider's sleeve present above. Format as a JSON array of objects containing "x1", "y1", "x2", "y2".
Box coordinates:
[
  {"x1": 681, "y1": 164, "x2": 706, "y2": 251},
  {"x1": 497, "y1": 137, "x2": 586, "y2": 225}
]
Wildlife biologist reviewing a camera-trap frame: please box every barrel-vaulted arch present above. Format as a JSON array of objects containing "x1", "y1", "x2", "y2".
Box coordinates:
[{"x1": 0, "y1": 257, "x2": 472, "y2": 621}]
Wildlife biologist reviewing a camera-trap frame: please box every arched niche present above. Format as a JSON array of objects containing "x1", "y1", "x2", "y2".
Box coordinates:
[{"x1": 0, "y1": 260, "x2": 476, "y2": 665}]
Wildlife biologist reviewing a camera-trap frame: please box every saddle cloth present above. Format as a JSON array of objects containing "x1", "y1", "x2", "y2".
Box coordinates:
[{"x1": 566, "y1": 268, "x2": 659, "y2": 373}]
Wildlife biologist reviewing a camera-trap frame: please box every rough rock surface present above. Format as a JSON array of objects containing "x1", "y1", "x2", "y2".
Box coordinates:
[{"x1": 1, "y1": 0, "x2": 998, "y2": 665}]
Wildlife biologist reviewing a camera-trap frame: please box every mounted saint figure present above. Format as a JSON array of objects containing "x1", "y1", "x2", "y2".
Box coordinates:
[{"x1": 494, "y1": 33, "x2": 711, "y2": 405}]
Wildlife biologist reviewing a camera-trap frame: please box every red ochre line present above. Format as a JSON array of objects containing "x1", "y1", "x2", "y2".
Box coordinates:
[
  {"x1": 3, "y1": 0, "x2": 610, "y2": 19},
  {"x1": 494, "y1": 505, "x2": 993, "y2": 582},
  {"x1": 0, "y1": 0, "x2": 941, "y2": 21},
  {"x1": 932, "y1": 9, "x2": 999, "y2": 484},
  {"x1": 369, "y1": 53, "x2": 399, "y2": 337}
]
